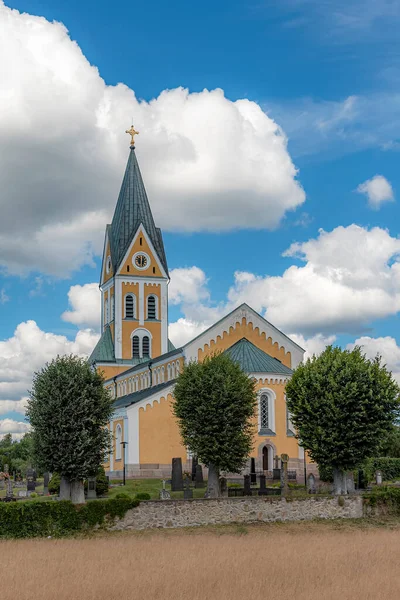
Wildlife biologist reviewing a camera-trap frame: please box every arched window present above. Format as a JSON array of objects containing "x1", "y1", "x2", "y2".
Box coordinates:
[
  {"x1": 125, "y1": 294, "x2": 136, "y2": 319},
  {"x1": 171, "y1": 362, "x2": 176, "y2": 379},
  {"x1": 105, "y1": 298, "x2": 109, "y2": 324},
  {"x1": 135, "y1": 377, "x2": 139, "y2": 392},
  {"x1": 260, "y1": 394, "x2": 269, "y2": 430},
  {"x1": 147, "y1": 295, "x2": 157, "y2": 320},
  {"x1": 167, "y1": 364, "x2": 171, "y2": 380},
  {"x1": 115, "y1": 424, "x2": 122, "y2": 460},
  {"x1": 123, "y1": 381, "x2": 127, "y2": 396},
  {"x1": 132, "y1": 336, "x2": 140, "y2": 358},
  {"x1": 161, "y1": 366, "x2": 165, "y2": 383},
  {"x1": 175, "y1": 360, "x2": 180, "y2": 375},
  {"x1": 117, "y1": 382, "x2": 121, "y2": 396},
  {"x1": 142, "y1": 336, "x2": 150, "y2": 358}
]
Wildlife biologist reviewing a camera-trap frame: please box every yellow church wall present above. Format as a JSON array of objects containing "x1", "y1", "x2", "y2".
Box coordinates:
[
  {"x1": 139, "y1": 394, "x2": 187, "y2": 464},
  {"x1": 198, "y1": 319, "x2": 291, "y2": 368},
  {"x1": 112, "y1": 419, "x2": 124, "y2": 469},
  {"x1": 103, "y1": 239, "x2": 114, "y2": 284},
  {"x1": 97, "y1": 364, "x2": 129, "y2": 381},
  {"x1": 119, "y1": 231, "x2": 163, "y2": 278}
]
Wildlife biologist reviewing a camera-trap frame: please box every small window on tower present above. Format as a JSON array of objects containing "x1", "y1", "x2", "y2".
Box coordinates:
[
  {"x1": 127, "y1": 265, "x2": 130, "y2": 272},
  {"x1": 132, "y1": 336, "x2": 140, "y2": 358},
  {"x1": 140, "y1": 237, "x2": 143, "y2": 246},
  {"x1": 142, "y1": 336, "x2": 150, "y2": 357},
  {"x1": 147, "y1": 296, "x2": 156, "y2": 319},
  {"x1": 153, "y1": 267, "x2": 156, "y2": 274}
]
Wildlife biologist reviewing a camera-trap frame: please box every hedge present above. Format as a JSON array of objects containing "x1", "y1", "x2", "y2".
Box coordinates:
[
  {"x1": 364, "y1": 458, "x2": 400, "y2": 482},
  {"x1": 0, "y1": 498, "x2": 139, "y2": 539},
  {"x1": 364, "y1": 487, "x2": 400, "y2": 514}
]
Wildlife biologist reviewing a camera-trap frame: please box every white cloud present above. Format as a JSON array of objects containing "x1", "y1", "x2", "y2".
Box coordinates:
[
  {"x1": 0, "y1": 419, "x2": 30, "y2": 435},
  {"x1": 168, "y1": 318, "x2": 209, "y2": 348},
  {"x1": 0, "y1": 320, "x2": 99, "y2": 420},
  {"x1": 169, "y1": 267, "x2": 210, "y2": 305},
  {"x1": 62, "y1": 283, "x2": 101, "y2": 330},
  {"x1": 0, "y1": 289, "x2": 9, "y2": 304},
  {"x1": 289, "y1": 333, "x2": 336, "y2": 359},
  {"x1": 0, "y1": 2, "x2": 304, "y2": 276},
  {"x1": 347, "y1": 336, "x2": 400, "y2": 383},
  {"x1": 0, "y1": 398, "x2": 28, "y2": 416},
  {"x1": 357, "y1": 175, "x2": 394, "y2": 209},
  {"x1": 169, "y1": 225, "x2": 400, "y2": 339}
]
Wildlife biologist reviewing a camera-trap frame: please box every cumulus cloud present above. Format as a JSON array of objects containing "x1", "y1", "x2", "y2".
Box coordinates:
[
  {"x1": 169, "y1": 267, "x2": 210, "y2": 305},
  {"x1": 168, "y1": 225, "x2": 400, "y2": 341},
  {"x1": 289, "y1": 334, "x2": 337, "y2": 359},
  {"x1": 168, "y1": 318, "x2": 209, "y2": 348},
  {"x1": 0, "y1": 320, "x2": 99, "y2": 436},
  {"x1": 0, "y1": 2, "x2": 304, "y2": 276},
  {"x1": 357, "y1": 175, "x2": 394, "y2": 209},
  {"x1": 347, "y1": 336, "x2": 400, "y2": 383},
  {"x1": 62, "y1": 283, "x2": 101, "y2": 330}
]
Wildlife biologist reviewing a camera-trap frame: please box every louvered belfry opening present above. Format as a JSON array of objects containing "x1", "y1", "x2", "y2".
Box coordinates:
[
  {"x1": 147, "y1": 296, "x2": 156, "y2": 319},
  {"x1": 125, "y1": 294, "x2": 135, "y2": 319},
  {"x1": 132, "y1": 335, "x2": 140, "y2": 358},
  {"x1": 142, "y1": 336, "x2": 150, "y2": 357}
]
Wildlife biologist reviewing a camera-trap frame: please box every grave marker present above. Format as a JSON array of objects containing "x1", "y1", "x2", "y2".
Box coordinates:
[
  {"x1": 171, "y1": 457, "x2": 184, "y2": 491},
  {"x1": 183, "y1": 476, "x2": 193, "y2": 500},
  {"x1": 87, "y1": 476, "x2": 97, "y2": 499},
  {"x1": 244, "y1": 474, "x2": 252, "y2": 496},
  {"x1": 195, "y1": 464, "x2": 205, "y2": 488},
  {"x1": 280, "y1": 454, "x2": 289, "y2": 496}
]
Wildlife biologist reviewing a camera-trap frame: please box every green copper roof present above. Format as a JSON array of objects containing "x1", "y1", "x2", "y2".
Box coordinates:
[
  {"x1": 89, "y1": 326, "x2": 115, "y2": 363},
  {"x1": 224, "y1": 338, "x2": 293, "y2": 375},
  {"x1": 168, "y1": 338, "x2": 176, "y2": 352},
  {"x1": 109, "y1": 148, "x2": 168, "y2": 274}
]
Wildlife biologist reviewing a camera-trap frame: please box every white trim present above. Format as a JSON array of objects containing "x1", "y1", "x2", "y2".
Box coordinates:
[
  {"x1": 298, "y1": 444, "x2": 305, "y2": 460},
  {"x1": 115, "y1": 278, "x2": 122, "y2": 359},
  {"x1": 257, "y1": 387, "x2": 276, "y2": 433},
  {"x1": 161, "y1": 280, "x2": 168, "y2": 354},
  {"x1": 115, "y1": 424, "x2": 122, "y2": 460},
  {"x1": 139, "y1": 281, "x2": 144, "y2": 325},
  {"x1": 249, "y1": 373, "x2": 291, "y2": 384},
  {"x1": 183, "y1": 304, "x2": 304, "y2": 367}
]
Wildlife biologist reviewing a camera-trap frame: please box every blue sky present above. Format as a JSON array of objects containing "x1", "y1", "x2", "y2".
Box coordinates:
[{"x1": 1, "y1": 0, "x2": 400, "y2": 436}]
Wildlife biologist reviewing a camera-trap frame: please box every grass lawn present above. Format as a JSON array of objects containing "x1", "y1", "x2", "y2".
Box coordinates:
[{"x1": 107, "y1": 478, "x2": 207, "y2": 500}]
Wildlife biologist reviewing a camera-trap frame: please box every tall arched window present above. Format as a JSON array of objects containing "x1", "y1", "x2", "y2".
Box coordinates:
[
  {"x1": 115, "y1": 424, "x2": 122, "y2": 460},
  {"x1": 147, "y1": 295, "x2": 157, "y2": 319},
  {"x1": 132, "y1": 336, "x2": 140, "y2": 358},
  {"x1": 161, "y1": 366, "x2": 165, "y2": 383},
  {"x1": 175, "y1": 360, "x2": 180, "y2": 375},
  {"x1": 260, "y1": 394, "x2": 269, "y2": 430},
  {"x1": 167, "y1": 364, "x2": 171, "y2": 380},
  {"x1": 125, "y1": 294, "x2": 136, "y2": 319},
  {"x1": 123, "y1": 381, "x2": 127, "y2": 396},
  {"x1": 171, "y1": 362, "x2": 176, "y2": 379},
  {"x1": 105, "y1": 298, "x2": 109, "y2": 324},
  {"x1": 142, "y1": 336, "x2": 150, "y2": 357}
]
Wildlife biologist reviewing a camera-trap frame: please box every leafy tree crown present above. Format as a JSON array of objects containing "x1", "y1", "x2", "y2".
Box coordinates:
[
  {"x1": 27, "y1": 355, "x2": 113, "y2": 480},
  {"x1": 285, "y1": 345, "x2": 400, "y2": 471},
  {"x1": 172, "y1": 352, "x2": 257, "y2": 473}
]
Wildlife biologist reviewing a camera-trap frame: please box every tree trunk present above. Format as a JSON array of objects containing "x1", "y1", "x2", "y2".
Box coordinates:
[
  {"x1": 333, "y1": 467, "x2": 345, "y2": 495},
  {"x1": 206, "y1": 463, "x2": 220, "y2": 498},
  {"x1": 59, "y1": 476, "x2": 71, "y2": 500},
  {"x1": 70, "y1": 480, "x2": 85, "y2": 504}
]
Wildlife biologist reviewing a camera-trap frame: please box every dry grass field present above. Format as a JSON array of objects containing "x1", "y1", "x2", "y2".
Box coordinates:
[{"x1": 2, "y1": 520, "x2": 400, "y2": 600}]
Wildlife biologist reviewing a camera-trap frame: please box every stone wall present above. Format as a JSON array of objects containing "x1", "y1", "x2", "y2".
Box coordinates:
[{"x1": 109, "y1": 496, "x2": 363, "y2": 531}]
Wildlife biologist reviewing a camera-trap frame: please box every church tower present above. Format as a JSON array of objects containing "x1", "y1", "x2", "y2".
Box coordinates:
[{"x1": 99, "y1": 128, "x2": 169, "y2": 363}]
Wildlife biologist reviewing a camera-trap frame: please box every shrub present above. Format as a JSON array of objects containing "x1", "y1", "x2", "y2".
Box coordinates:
[
  {"x1": 84, "y1": 466, "x2": 109, "y2": 497},
  {"x1": 48, "y1": 473, "x2": 61, "y2": 494},
  {"x1": 364, "y1": 487, "x2": 400, "y2": 514},
  {"x1": 135, "y1": 492, "x2": 151, "y2": 501},
  {"x1": 115, "y1": 492, "x2": 131, "y2": 499},
  {"x1": 30, "y1": 492, "x2": 38, "y2": 498},
  {"x1": 0, "y1": 498, "x2": 139, "y2": 539},
  {"x1": 364, "y1": 458, "x2": 400, "y2": 482},
  {"x1": 318, "y1": 465, "x2": 333, "y2": 482}
]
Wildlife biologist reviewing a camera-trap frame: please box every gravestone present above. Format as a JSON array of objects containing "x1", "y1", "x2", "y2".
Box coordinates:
[
  {"x1": 191, "y1": 456, "x2": 198, "y2": 482},
  {"x1": 280, "y1": 454, "x2": 289, "y2": 497},
  {"x1": 159, "y1": 479, "x2": 171, "y2": 500},
  {"x1": 171, "y1": 457, "x2": 184, "y2": 491},
  {"x1": 307, "y1": 473, "x2": 316, "y2": 494},
  {"x1": 250, "y1": 458, "x2": 257, "y2": 484},
  {"x1": 273, "y1": 455, "x2": 281, "y2": 481},
  {"x1": 259, "y1": 474, "x2": 266, "y2": 492},
  {"x1": 346, "y1": 472, "x2": 355, "y2": 493},
  {"x1": 6, "y1": 478, "x2": 13, "y2": 499},
  {"x1": 195, "y1": 464, "x2": 205, "y2": 488},
  {"x1": 357, "y1": 469, "x2": 366, "y2": 490},
  {"x1": 183, "y1": 476, "x2": 193, "y2": 500},
  {"x1": 87, "y1": 476, "x2": 97, "y2": 499},
  {"x1": 219, "y1": 476, "x2": 228, "y2": 497},
  {"x1": 26, "y1": 468, "x2": 36, "y2": 492},
  {"x1": 243, "y1": 474, "x2": 252, "y2": 496},
  {"x1": 375, "y1": 470, "x2": 382, "y2": 486},
  {"x1": 43, "y1": 472, "x2": 50, "y2": 496},
  {"x1": 18, "y1": 490, "x2": 27, "y2": 498}
]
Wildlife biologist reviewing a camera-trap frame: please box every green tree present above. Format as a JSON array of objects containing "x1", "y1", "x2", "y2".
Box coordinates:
[
  {"x1": 380, "y1": 425, "x2": 400, "y2": 458},
  {"x1": 172, "y1": 353, "x2": 257, "y2": 497},
  {"x1": 286, "y1": 346, "x2": 400, "y2": 494},
  {"x1": 27, "y1": 355, "x2": 113, "y2": 503}
]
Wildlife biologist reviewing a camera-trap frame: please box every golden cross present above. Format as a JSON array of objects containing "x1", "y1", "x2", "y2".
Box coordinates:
[{"x1": 125, "y1": 125, "x2": 139, "y2": 147}]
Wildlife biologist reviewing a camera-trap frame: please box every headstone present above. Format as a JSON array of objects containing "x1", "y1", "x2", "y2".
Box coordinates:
[
  {"x1": 307, "y1": 473, "x2": 316, "y2": 494},
  {"x1": 195, "y1": 464, "x2": 205, "y2": 488},
  {"x1": 280, "y1": 453, "x2": 289, "y2": 496},
  {"x1": 87, "y1": 476, "x2": 97, "y2": 500},
  {"x1": 375, "y1": 470, "x2": 382, "y2": 486},
  {"x1": 43, "y1": 472, "x2": 50, "y2": 496},
  {"x1": 18, "y1": 490, "x2": 27, "y2": 498},
  {"x1": 171, "y1": 457, "x2": 184, "y2": 491},
  {"x1": 191, "y1": 456, "x2": 198, "y2": 482},
  {"x1": 259, "y1": 474, "x2": 266, "y2": 491},
  {"x1": 243, "y1": 474, "x2": 252, "y2": 496},
  {"x1": 26, "y1": 468, "x2": 36, "y2": 492},
  {"x1": 183, "y1": 476, "x2": 193, "y2": 500},
  {"x1": 357, "y1": 469, "x2": 366, "y2": 490},
  {"x1": 250, "y1": 458, "x2": 256, "y2": 484},
  {"x1": 346, "y1": 471, "x2": 355, "y2": 494},
  {"x1": 6, "y1": 478, "x2": 13, "y2": 499},
  {"x1": 159, "y1": 479, "x2": 171, "y2": 500},
  {"x1": 274, "y1": 455, "x2": 280, "y2": 469},
  {"x1": 219, "y1": 476, "x2": 228, "y2": 497},
  {"x1": 273, "y1": 455, "x2": 281, "y2": 480}
]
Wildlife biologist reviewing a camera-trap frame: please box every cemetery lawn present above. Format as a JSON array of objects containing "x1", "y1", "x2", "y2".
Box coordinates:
[
  {"x1": 2, "y1": 518, "x2": 400, "y2": 600},
  {"x1": 107, "y1": 478, "x2": 207, "y2": 499}
]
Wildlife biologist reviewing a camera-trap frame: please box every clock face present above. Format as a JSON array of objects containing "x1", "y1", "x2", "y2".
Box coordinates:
[{"x1": 134, "y1": 254, "x2": 148, "y2": 269}]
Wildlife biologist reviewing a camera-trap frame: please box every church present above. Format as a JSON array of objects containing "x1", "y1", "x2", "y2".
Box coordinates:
[{"x1": 90, "y1": 127, "x2": 312, "y2": 480}]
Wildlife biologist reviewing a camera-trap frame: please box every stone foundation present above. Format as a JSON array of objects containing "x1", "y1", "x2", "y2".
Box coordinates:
[{"x1": 109, "y1": 496, "x2": 363, "y2": 531}]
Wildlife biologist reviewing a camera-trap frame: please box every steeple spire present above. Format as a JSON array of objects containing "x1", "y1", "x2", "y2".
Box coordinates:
[{"x1": 109, "y1": 143, "x2": 168, "y2": 275}]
